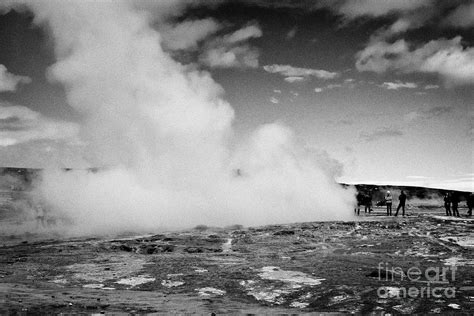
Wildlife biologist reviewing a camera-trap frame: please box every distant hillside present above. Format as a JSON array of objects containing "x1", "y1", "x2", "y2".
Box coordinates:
[{"x1": 0, "y1": 167, "x2": 470, "y2": 202}]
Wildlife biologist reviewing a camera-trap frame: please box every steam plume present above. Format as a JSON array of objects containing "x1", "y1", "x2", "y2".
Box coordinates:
[{"x1": 3, "y1": 0, "x2": 355, "y2": 235}]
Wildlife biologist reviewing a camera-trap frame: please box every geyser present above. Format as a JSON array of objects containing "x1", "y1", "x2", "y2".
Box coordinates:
[{"x1": 4, "y1": 0, "x2": 355, "y2": 235}]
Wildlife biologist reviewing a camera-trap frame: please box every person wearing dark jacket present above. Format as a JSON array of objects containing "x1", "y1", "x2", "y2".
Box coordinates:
[
  {"x1": 364, "y1": 192, "x2": 372, "y2": 213},
  {"x1": 451, "y1": 192, "x2": 460, "y2": 217},
  {"x1": 394, "y1": 190, "x2": 407, "y2": 216},
  {"x1": 355, "y1": 191, "x2": 364, "y2": 215},
  {"x1": 467, "y1": 193, "x2": 473, "y2": 217},
  {"x1": 444, "y1": 193, "x2": 451, "y2": 216}
]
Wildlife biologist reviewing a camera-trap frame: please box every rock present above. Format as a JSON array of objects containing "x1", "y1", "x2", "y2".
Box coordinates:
[
  {"x1": 117, "y1": 244, "x2": 134, "y2": 252},
  {"x1": 184, "y1": 247, "x2": 204, "y2": 253},
  {"x1": 138, "y1": 245, "x2": 157, "y2": 254},
  {"x1": 158, "y1": 245, "x2": 175, "y2": 252},
  {"x1": 273, "y1": 230, "x2": 295, "y2": 236}
]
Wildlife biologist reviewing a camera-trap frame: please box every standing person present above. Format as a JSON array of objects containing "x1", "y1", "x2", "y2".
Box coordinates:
[
  {"x1": 451, "y1": 192, "x2": 460, "y2": 217},
  {"x1": 385, "y1": 190, "x2": 392, "y2": 216},
  {"x1": 444, "y1": 193, "x2": 451, "y2": 216},
  {"x1": 355, "y1": 191, "x2": 364, "y2": 215},
  {"x1": 394, "y1": 190, "x2": 407, "y2": 217},
  {"x1": 364, "y1": 192, "x2": 373, "y2": 213},
  {"x1": 467, "y1": 193, "x2": 474, "y2": 217}
]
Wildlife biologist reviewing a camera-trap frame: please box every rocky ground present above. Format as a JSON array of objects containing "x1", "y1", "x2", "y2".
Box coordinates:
[{"x1": 0, "y1": 204, "x2": 473, "y2": 315}]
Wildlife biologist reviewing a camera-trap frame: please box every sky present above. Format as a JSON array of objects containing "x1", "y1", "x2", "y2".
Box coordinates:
[{"x1": 0, "y1": 0, "x2": 473, "y2": 191}]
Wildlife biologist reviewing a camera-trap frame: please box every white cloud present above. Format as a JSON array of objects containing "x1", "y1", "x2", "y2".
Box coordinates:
[
  {"x1": 270, "y1": 97, "x2": 279, "y2": 104},
  {"x1": 317, "y1": 0, "x2": 433, "y2": 20},
  {"x1": 0, "y1": 103, "x2": 79, "y2": 146},
  {"x1": 360, "y1": 126, "x2": 404, "y2": 142},
  {"x1": 273, "y1": 89, "x2": 281, "y2": 93},
  {"x1": 314, "y1": 82, "x2": 347, "y2": 93},
  {"x1": 199, "y1": 23, "x2": 262, "y2": 68},
  {"x1": 356, "y1": 36, "x2": 474, "y2": 86},
  {"x1": 322, "y1": 0, "x2": 433, "y2": 19},
  {"x1": 225, "y1": 24, "x2": 262, "y2": 43},
  {"x1": 200, "y1": 44, "x2": 259, "y2": 68},
  {"x1": 424, "y1": 84, "x2": 439, "y2": 89},
  {"x1": 404, "y1": 106, "x2": 452, "y2": 122},
  {"x1": 326, "y1": 84, "x2": 342, "y2": 89},
  {"x1": 443, "y1": 3, "x2": 474, "y2": 28},
  {"x1": 379, "y1": 81, "x2": 417, "y2": 90},
  {"x1": 0, "y1": 65, "x2": 31, "y2": 92},
  {"x1": 284, "y1": 76, "x2": 305, "y2": 83},
  {"x1": 160, "y1": 18, "x2": 222, "y2": 51},
  {"x1": 263, "y1": 64, "x2": 338, "y2": 83},
  {"x1": 356, "y1": 39, "x2": 408, "y2": 73}
]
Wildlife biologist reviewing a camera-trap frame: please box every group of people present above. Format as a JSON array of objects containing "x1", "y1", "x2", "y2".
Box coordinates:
[
  {"x1": 355, "y1": 189, "x2": 473, "y2": 217},
  {"x1": 354, "y1": 191, "x2": 372, "y2": 215},
  {"x1": 384, "y1": 190, "x2": 407, "y2": 217},
  {"x1": 444, "y1": 192, "x2": 473, "y2": 217},
  {"x1": 354, "y1": 190, "x2": 407, "y2": 216}
]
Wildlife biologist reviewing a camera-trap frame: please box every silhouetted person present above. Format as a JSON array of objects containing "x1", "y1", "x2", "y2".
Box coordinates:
[
  {"x1": 355, "y1": 191, "x2": 364, "y2": 215},
  {"x1": 394, "y1": 190, "x2": 407, "y2": 216},
  {"x1": 385, "y1": 191, "x2": 392, "y2": 216},
  {"x1": 444, "y1": 193, "x2": 451, "y2": 216},
  {"x1": 451, "y1": 192, "x2": 460, "y2": 217},
  {"x1": 364, "y1": 192, "x2": 372, "y2": 213},
  {"x1": 467, "y1": 193, "x2": 473, "y2": 217}
]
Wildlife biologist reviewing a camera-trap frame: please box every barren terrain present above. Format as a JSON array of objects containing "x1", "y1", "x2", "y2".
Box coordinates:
[
  {"x1": 0, "y1": 169, "x2": 473, "y2": 314},
  {"x1": 1, "y1": 203, "x2": 473, "y2": 314}
]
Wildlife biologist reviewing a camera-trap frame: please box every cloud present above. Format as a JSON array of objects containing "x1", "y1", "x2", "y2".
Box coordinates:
[
  {"x1": 273, "y1": 89, "x2": 281, "y2": 93},
  {"x1": 443, "y1": 2, "x2": 474, "y2": 28},
  {"x1": 160, "y1": 18, "x2": 222, "y2": 51},
  {"x1": 424, "y1": 84, "x2": 439, "y2": 89},
  {"x1": 326, "y1": 84, "x2": 342, "y2": 89},
  {"x1": 199, "y1": 23, "x2": 262, "y2": 68},
  {"x1": 284, "y1": 76, "x2": 305, "y2": 83},
  {"x1": 356, "y1": 36, "x2": 474, "y2": 86},
  {"x1": 0, "y1": 103, "x2": 79, "y2": 146},
  {"x1": 314, "y1": 83, "x2": 344, "y2": 93},
  {"x1": 263, "y1": 64, "x2": 338, "y2": 82},
  {"x1": 379, "y1": 81, "x2": 417, "y2": 90},
  {"x1": 225, "y1": 23, "x2": 262, "y2": 43},
  {"x1": 200, "y1": 44, "x2": 260, "y2": 68},
  {"x1": 360, "y1": 126, "x2": 404, "y2": 142},
  {"x1": 404, "y1": 106, "x2": 452, "y2": 122},
  {"x1": 270, "y1": 97, "x2": 279, "y2": 104},
  {"x1": 0, "y1": 64, "x2": 31, "y2": 92},
  {"x1": 332, "y1": 0, "x2": 433, "y2": 19}
]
